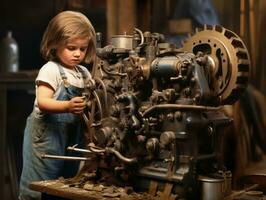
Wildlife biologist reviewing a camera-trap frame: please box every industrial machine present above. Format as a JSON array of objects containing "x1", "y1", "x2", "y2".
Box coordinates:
[{"x1": 43, "y1": 25, "x2": 250, "y2": 199}]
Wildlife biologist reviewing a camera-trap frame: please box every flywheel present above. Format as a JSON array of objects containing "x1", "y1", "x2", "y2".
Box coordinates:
[{"x1": 181, "y1": 25, "x2": 250, "y2": 105}]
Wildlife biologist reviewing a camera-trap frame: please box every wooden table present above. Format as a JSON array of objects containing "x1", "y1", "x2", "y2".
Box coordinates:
[
  {"x1": 29, "y1": 179, "x2": 156, "y2": 200},
  {"x1": 30, "y1": 180, "x2": 100, "y2": 200}
]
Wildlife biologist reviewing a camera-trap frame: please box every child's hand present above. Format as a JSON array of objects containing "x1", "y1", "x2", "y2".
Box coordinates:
[{"x1": 68, "y1": 96, "x2": 86, "y2": 114}]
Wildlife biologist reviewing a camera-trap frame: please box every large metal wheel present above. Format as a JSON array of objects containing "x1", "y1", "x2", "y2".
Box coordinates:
[{"x1": 182, "y1": 25, "x2": 250, "y2": 104}]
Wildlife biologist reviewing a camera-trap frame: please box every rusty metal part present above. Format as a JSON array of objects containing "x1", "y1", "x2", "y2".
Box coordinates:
[
  {"x1": 106, "y1": 147, "x2": 138, "y2": 164},
  {"x1": 182, "y1": 25, "x2": 250, "y2": 104},
  {"x1": 86, "y1": 143, "x2": 138, "y2": 164}
]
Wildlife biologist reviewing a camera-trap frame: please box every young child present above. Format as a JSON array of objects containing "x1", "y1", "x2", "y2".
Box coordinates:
[{"x1": 19, "y1": 11, "x2": 96, "y2": 200}]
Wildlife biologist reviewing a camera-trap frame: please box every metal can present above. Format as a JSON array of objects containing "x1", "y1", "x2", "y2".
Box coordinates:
[{"x1": 198, "y1": 175, "x2": 224, "y2": 200}]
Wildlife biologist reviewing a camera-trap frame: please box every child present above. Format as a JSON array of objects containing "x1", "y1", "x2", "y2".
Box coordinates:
[{"x1": 19, "y1": 11, "x2": 96, "y2": 200}]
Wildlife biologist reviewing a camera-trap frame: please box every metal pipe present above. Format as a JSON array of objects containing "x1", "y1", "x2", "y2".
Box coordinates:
[
  {"x1": 134, "y1": 28, "x2": 144, "y2": 46},
  {"x1": 141, "y1": 104, "x2": 222, "y2": 117},
  {"x1": 92, "y1": 90, "x2": 103, "y2": 123},
  {"x1": 41, "y1": 154, "x2": 92, "y2": 161},
  {"x1": 95, "y1": 77, "x2": 108, "y2": 112},
  {"x1": 106, "y1": 147, "x2": 137, "y2": 164},
  {"x1": 82, "y1": 113, "x2": 90, "y2": 126},
  {"x1": 87, "y1": 144, "x2": 137, "y2": 164},
  {"x1": 88, "y1": 145, "x2": 106, "y2": 153}
]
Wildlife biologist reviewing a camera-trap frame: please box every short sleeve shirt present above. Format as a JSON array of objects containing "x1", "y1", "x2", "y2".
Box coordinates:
[{"x1": 33, "y1": 61, "x2": 92, "y2": 118}]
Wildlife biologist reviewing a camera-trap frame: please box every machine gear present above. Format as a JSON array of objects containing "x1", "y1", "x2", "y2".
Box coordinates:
[{"x1": 182, "y1": 25, "x2": 250, "y2": 104}]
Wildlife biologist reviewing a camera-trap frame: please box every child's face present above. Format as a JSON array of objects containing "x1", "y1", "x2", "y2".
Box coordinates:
[{"x1": 56, "y1": 37, "x2": 89, "y2": 69}]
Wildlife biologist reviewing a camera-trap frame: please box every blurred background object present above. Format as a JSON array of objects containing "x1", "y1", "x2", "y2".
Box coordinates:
[{"x1": 0, "y1": 31, "x2": 19, "y2": 74}]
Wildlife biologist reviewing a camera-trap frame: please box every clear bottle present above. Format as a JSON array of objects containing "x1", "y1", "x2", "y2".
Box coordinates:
[{"x1": 0, "y1": 31, "x2": 19, "y2": 73}]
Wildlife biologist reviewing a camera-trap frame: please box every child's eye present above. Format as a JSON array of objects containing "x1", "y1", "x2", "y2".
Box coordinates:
[
  {"x1": 80, "y1": 47, "x2": 88, "y2": 52},
  {"x1": 67, "y1": 46, "x2": 76, "y2": 51}
]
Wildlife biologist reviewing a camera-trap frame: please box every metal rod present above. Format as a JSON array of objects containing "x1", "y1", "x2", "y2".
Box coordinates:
[
  {"x1": 106, "y1": 147, "x2": 137, "y2": 164},
  {"x1": 93, "y1": 90, "x2": 103, "y2": 122},
  {"x1": 41, "y1": 154, "x2": 92, "y2": 161},
  {"x1": 67, "y1": 145, "x2": 92, "y2": 153},
  {"x1": 95, "y1": 77, "x2": 108, "y2": 112},
  {"x1": 88, "y1": 145, "x2": 105, "y2": 153},
  {"x1": 87, "y1": 144, "x2": 137, "y2": 164}
]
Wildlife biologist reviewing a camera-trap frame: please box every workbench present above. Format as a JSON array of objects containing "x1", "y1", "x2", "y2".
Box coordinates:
[
  {"x1": 29, "y1": 178, "x2": 266, "y2": 200},
  {"x1": 30, "y1": 180, "x2": 101, "y2": 200},
  {"x1": 29, "y1": 179, "x2": 156, "y2": 200}
]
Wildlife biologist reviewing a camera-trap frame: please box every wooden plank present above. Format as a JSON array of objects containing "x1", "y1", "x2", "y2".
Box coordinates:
[
  {"x1": 106, "y1": 0, "x2": 118, "y2": 42},
  {"x1": 249, "y1": 0, "x2": 256, "y2": 74},
  {"x1": 148, "y1": 180, "x2": 158, "y2": 196},
  {"x1": 118, "y1": 0, "x2": 136, "y2": 34},
  {"x1": 240, "y1": 0, "x2": 245, "y2": 38},
  {"x1": 30, "y1": 180, "x2": 98, "y2": 200}
]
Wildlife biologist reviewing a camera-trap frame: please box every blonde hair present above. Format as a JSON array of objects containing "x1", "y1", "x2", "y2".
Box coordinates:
[{"x1": 41, "y1": 11, "x2": 96, "y2": 64}]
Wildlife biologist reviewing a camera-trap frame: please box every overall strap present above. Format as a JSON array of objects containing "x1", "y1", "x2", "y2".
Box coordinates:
[
  {"x1": 57, "y1": 64, "x2": 70, "y2": 87},
  {"x1": 75, "y1": 65, "x2": 88, "y2": 79},
  {"x1": 75, "y1": 65, "x2": 89, "y2": 86}
]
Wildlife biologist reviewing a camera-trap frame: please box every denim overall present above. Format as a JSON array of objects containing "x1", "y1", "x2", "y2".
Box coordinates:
[{"x1": 19, "y1": 65, "x2": 87, "y2": 200}]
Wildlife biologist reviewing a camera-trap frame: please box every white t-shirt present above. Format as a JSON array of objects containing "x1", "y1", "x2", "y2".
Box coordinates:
[{"x1": 33, "y1": 61, "x2": 92, "y2": 118}]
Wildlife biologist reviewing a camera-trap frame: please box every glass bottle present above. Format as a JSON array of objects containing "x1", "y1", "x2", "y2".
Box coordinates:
[{"x1": 0, "y1": 31, "x2": 19, "y2": 73}]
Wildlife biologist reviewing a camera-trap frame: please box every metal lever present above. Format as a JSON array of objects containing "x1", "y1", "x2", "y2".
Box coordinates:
[
  {"x1": 67, "y1": 144, "x2": 92, "y2": 153},
  {"x1": 41, "y1": 154, "x2": 92, "y2": 161}
]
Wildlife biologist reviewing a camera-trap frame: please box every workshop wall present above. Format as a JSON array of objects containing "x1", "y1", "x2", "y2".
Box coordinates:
[{"x1": 0, "y1": 0, "x2": 106, "y2": 71}]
